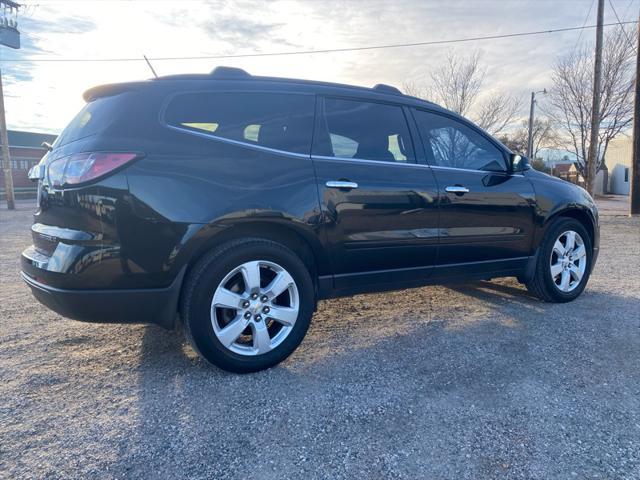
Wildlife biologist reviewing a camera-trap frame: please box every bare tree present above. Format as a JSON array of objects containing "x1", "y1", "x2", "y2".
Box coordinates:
[
  {"x1": 429, "y1": 51, "x2": 483, "y2": 117},
  {"x1": 403, "y1": 51, "x2": 521, "y2": 136},
  {"x1": 401, "y1": 80, "x2": 428, "y2": 100},
  {"x1": 475, "y1": 95, "x2": 522, "y2": 137},
  {"x1": 548, "y1": 26, "x2": 635, "y2": 190},
  {"x1": 500, "y1": 118, "x2": 561, "y2": 158}
]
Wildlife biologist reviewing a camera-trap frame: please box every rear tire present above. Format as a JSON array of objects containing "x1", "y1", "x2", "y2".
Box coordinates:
[
  {"x1": 526, "y1": 218, "x2": 592, "y2": 303},
  {"x1": 181, "y1": 238, "x2": 314, "y2": 373}
]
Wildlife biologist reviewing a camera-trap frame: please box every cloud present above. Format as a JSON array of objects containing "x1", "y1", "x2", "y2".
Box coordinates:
[
  {"x1": 199, "y1": 14, "x2": 294, "y2": 49},
  {"x1": 3, "y1": 0, "x2": 638, "y2": 133}
]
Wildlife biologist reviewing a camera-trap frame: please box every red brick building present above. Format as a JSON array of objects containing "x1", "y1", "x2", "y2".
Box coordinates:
[{"x1": 1, "y1": 130, "x2": 57, "y2": 199}]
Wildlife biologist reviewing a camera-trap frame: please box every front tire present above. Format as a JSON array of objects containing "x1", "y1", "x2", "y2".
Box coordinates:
[
  {"x1": 526, "y1": 218, "x2": 592, "y2": 303},
  {"x1": 181, "y1": 238, "x2": 314, "y2": 373}
]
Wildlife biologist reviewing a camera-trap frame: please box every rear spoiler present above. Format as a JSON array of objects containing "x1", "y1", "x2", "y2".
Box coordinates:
[{"x1": 82, "y1": 81, "x2": 148, "y2": 102}]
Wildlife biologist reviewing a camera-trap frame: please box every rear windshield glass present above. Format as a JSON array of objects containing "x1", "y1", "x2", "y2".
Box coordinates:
[
  {"x1": 164, "y1": 92, "x2": 315, "y2": 155},
  {"x1": 54, "y1": 93, "x2": 130, "y2": 148}
]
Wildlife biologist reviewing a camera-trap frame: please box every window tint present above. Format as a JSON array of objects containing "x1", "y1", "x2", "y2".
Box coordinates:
[
  {"x1": 165, "y1": 92, "x2": 315, "y2": 155},
  {"x1": 54, "y1": 92, "x2": 131, "y2": 148},
  {"x1": 244, "y1": 124, "x2": 260, "y2": 142},
  {"x1": 413, "y1": 110, "x2": 506, "y2": 172},
  {"x1": 314, "y1": 98, "x2": 414, "y2": 163},
  {"x1": 182, "y1": 122, "x2": 218, "y2": 133},
  {"x1": 330, "y1": 133, "x2": 358, "y2": 157}
]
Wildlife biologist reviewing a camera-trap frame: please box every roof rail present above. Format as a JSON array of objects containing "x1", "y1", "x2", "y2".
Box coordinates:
[
  {"x1": 372, "y1": 83, "x2": 402, "y2": 95},
  {"x1": 210, "y1": 66, "x2": 251, "y2": 79}
]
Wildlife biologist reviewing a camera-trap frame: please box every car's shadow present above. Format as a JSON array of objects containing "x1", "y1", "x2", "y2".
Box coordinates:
[{"x1": 113, "y1": 281, "x2": 640, "y2": 478}]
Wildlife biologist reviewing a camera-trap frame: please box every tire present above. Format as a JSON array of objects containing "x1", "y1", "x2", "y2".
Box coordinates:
[
  {"x1": 180, "y1": 238, "x2": 315, "y2": 373},
  {"x1": 525, "y1": 218, "x2": 593, "y2": 303}
]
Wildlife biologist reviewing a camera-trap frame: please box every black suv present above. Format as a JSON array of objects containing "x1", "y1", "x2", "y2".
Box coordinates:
[{"x1": 23, "y1": 67, "x2": 599, "y2": 372}]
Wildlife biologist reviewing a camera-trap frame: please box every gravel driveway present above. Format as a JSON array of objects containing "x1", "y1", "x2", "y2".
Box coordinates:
[{"x1": 1, "y1": 202, "x2": 639, "y2": 480}]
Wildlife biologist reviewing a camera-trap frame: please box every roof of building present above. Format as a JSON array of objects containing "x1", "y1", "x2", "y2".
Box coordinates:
[
  {"x1": 553, "y1": 163, "x2": 574, "y2": 174},
  {"x1": 1, "y1": 130, "x2": 58, "y2": 149}
]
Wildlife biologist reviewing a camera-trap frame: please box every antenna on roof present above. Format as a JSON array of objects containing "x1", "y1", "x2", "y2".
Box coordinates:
[{"x1": 143, "y1": 55, "x2": 158, "y2": 79}]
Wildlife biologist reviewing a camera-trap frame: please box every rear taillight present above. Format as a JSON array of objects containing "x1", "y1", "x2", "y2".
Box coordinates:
[{"x1": 47, "y1": 152, "x2": 141, "y2": 187}]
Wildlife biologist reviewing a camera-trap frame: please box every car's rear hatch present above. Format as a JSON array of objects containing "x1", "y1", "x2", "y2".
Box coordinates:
[{"x1": 24, "y1": 88, "x2": 147, "y2": 288}]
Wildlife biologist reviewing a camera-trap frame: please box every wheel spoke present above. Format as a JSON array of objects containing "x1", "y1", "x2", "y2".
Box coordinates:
[
  {"x1": 553, "y1": 240, "x2": 565, "y2": 256},
  {"x1": 569, "y1": 264, "x2": 583, "y2": 282},
  {"x1": 217, "y1": 317, "x2": 249, "y2": 348},
  {"x1": 212, "y1": 287, "x2": 244, "y2": 310},
  {"x1": 559, "y1": 270, "x2": 571, "y2": 291},
  {"x1": 564, "y1": 231, "x2": 576, "y2": 252},
  {"x1": 572, "y1": 245, "x2": 586, "y2": 260},
  {"x1": 267, "y1": 305, "x2": 298, "y2": 327},
  {"x1": 550, "y1": 262, "x2": 563, "y2": 278},
  {"x1": 252, "y1": 321, "x2": 272, "y2": 354},
  {"x1": 241, "y1": 261, "x2": 262, "y2": 292},
  {"x1": 264, "y1": 271, "x2": 294, "y2": 299}
]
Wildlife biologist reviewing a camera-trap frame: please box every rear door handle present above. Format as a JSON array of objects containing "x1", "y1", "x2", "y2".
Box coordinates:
[
  {"x1": 326, "y1": 180, "x2": 358, "y2": 190},
  {"x1": 445, "y1": 185, "x2": 470, "y2": 194}
]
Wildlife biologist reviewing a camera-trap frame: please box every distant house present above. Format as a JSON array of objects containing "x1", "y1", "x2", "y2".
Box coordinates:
[
  {"x1": 552, "y1": 163, "x2": 573, "y2": 176},
  {"x1": 587, "y1": 136, "x2": 633, "y2": 196},
  {"x1": 541, "y1": 137, "x2": 632, "y2": 195},
  {"x1": 550, "y1": 162, "x2": 585, "y2": 188},
  {"x1": 603, "y1": 136, "x2": 632, "y2": 195},
  {"x1": 0, "y1": 130, "x2": 57, "y2": 199}
]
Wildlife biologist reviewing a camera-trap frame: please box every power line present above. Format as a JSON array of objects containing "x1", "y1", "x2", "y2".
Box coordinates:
[
  {"x1": 622, "y1": 0, "x2": 637, "y2": 17},
  {"x1": 607, "y1": 0, "x2": 637, "y2": 51},
  {"x1": 2, "y1": 20, "x2": 637, "y2": 63},
  {"x1": 572, "y1": 0, "x2": 595, "y2": 55}
]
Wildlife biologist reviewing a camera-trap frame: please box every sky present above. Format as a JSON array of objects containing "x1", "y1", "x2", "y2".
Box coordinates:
[{"x1": 1, "y1": 0, "x2": 638, "y2": 134}]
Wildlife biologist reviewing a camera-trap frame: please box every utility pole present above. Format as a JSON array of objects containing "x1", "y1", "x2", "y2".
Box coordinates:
[
  {"x1": 527, "y1": 92, "x2": 536, "y2": 159},
  {"x1": 0, "y1": 0, "x2": 20, "y2": 210},
  {"x1": 630, "y1": 10, "x2": 640, "y2": 216},
  {"x1": 527, "y1": 89, "x2": 547, "y2": 160},
  {"x1": 0, "y1": 70, "x2": 14, "y2": 210},
  {"x1": 586, "y1": 0, "x2": 604, "y2": 195}
]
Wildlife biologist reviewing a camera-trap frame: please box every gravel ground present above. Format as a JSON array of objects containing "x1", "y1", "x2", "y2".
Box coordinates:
[
  {"x1": 594, "y1": 195, "x2": 631, "y2": 216},
  {"x1": 1, "y1": 202, "x2": 639, "y2": 480}
]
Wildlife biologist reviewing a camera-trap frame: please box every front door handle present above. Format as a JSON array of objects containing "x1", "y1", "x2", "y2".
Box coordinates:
[
  {"x1": 326, "y1": 180, "x2": 358, "y2": 190},
  {"x1": 445, "y1": 185, "x2": 470, "y2": 195}
]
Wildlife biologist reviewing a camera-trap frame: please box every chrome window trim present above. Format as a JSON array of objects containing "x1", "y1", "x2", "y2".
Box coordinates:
[
  {"x1": 312, "y1": 154, "x2": 522, "y2": 175},
  {"x1": 165, "y1": 124, "x2": 312, "y2": 160},
  {"x1": 166, "y1": 125, "x2": 524, "y2": 175},
  {"x1": 429, "y1": 165, "x2": 510, "y2": 175},
  {"x1": 312, "y1": 154, "x2": 424, "y2": 168}
]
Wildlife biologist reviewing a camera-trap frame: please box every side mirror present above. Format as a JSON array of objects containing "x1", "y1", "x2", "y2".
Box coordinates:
[
  {"x1": 28, "y1": 163, "x2": 46, "y2": 181},
  {"x1": 509, "y1": 153, "x2": 529, "y2": 173}
]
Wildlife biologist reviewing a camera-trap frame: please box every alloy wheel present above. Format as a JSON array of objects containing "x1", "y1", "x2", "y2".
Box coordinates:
[
  {"x1": 549, "y1": 230, "x2": 587, "y2": 293},
  {"x1": 210, "y1": 260, "x2": 299, "y2": 356}
]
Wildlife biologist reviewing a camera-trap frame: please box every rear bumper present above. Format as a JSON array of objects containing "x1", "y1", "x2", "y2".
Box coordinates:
[{"x1": 21, "y1": 268, "x2": 185, "y2": 329}]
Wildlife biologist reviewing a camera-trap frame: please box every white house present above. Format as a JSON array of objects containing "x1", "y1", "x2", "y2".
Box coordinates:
[{"x1": 604, "y1": 136, "x2": 632, "y2": 195}]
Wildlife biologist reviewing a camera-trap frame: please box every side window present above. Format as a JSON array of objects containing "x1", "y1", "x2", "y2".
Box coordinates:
[
  {"x1": 413, "y1": 109, "x2": 506, "y2": 172},
  {"x1": 164, "y1": 92, "x2": 315, "y2": 155},
  {"x1": 314, "y1": 98, "x2": 414, "y2": 163}
]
